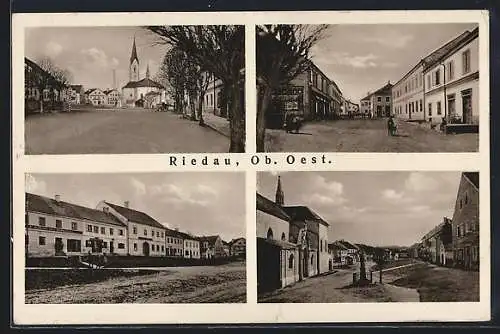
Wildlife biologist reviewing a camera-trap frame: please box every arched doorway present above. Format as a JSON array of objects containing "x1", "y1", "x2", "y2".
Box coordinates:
[{"x1": 143, "y1": 242, "x2": 150, "y2": 256}]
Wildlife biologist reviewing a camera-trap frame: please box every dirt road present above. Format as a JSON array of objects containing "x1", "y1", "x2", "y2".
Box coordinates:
[
  {"x1": 25, "y1": 262, "x2": 246, "y2": 304},
  {"x1": 258, "y1": 262, "x2": 419, "y2": 303},
  {"x1": 264, "y1": 119, "x2": 478, "y2": 152}
]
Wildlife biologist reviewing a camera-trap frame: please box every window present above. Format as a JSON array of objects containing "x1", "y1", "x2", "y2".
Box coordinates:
[
  {"x1": 386, "y1": 96, "x2": 390, "y2": 102},
  {"x1": 118, "y1": 243, "x2": 125, "y2": 249},
  {"x1": 87, "y1": 224, "x2": 92, "y2": 232},
  {"x1": 447, "y1": 60, "x2": 455, "y2": 80},
  {"x1": 56, "y1": 219, "x2": 62, "y2": 229},
  {"x1": 460, "y1": 199, "x2": 463, "y2": 209},
  {"x1": 156, "y1": 245, "x2": 160, "y2": 252},
  {"x1": 133, "y1": 226, "x2": 137, "y2": 234},
  {"x1": 39, "y1": 236, "x2": 46, "y2": 245},
  {"x1": 267, "y1": 228, "x2": 273, "y2": 240},
  {"x1": 156, "y1": 231, "x2": 160, "y2": 238},
  {"x1": 161, "y1": 245, "x2": 164, "y2": 252},
  {"x1": 420, "y1": 100, "x2": 423, "y2": 112},
  {"x1": 462, "y1": 49, "x2": 471, "y2": 74},
  {"x1": 144, "y1": 229, "x2": 147, "y2": 236},
  {"x1": 101, "y1": 227, "x2": 106, "y2": 234},
  {"x1": 134, "y1": 243, "x2": 137, "y2": 251},
  {"x1": 119, "y1": 229, "x2": 124, "y2": 236},
  {"x1": 93, "y1": 226, "x2": 98, "y2": 233},
  {"x1": 320, "y1": 239, "x2": 323, "y2": 252},
  {"x1": 281, "y1": 233, "x2": 286, "y2": 241},
  {"x1": 288, "y1": 254, "x2": 294, "y2": 269},
  {"x1": 67, "y1": 239, "x2": 81, "y2": 252},
  {"x1": 110, "y1": 228, "x2": 114, "y2": 235},
  {"x1": 161, "y1": 232, "x2": 164, "y2": 238},
  {"x1": 151, "y1": 230, "x2": 154, "y2": 237},
  {"x1": 434, "y1": 70, "x2": 441, "y2": 85},
  {"x1": 185, "y1": 250, "x2": 189, "y2": 256},
  {"x1": 428, "y1": 103, "x2": 432, "y2": 116},
  {"x1": 427, "y1": 75, "x2": 431, "y2": 88},
  {"x1": 38, "y1": 217, "x2": 46, "y2": 227},
  {"x1": 437, "y1": 101, "x2": 442, "y2": 115},
  {"x1": 377, "y1": 97, "x2": 381, "y2": 102},
  {"x1": 311, "y1": 255, "x2": 314, "y2": 265}
]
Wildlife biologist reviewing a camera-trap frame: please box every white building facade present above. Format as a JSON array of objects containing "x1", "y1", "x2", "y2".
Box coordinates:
[
  {"x1": 424, "y1": 28, "x2": 479, "y2": 125},
  {"x1": 392, "y1": 63, "x2": 425, "y2": 121}
]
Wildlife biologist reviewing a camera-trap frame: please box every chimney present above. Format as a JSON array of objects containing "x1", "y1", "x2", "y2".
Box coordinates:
[
  {"x1": 175, "y1": 227, "x2": 179, "y2": 232},
  {"x1": 103, "y1": 207, "x2": 109, "y2": 213},
  {"x1": 124, "y1": 201, "x2": 129, "y2": 208},
  {"x1": 55, "y1": 194, "x2": 60, "y2": 202}
]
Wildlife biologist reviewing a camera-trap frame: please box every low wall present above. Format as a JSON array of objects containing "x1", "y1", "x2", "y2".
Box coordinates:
[{"x1": 446, "y1": 124, "x2": 479, "y2": 134}]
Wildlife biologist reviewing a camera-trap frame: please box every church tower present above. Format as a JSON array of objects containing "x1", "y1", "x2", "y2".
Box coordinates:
[
  {"x1": 146, "y1": 62, "x2": 150, "y2": 80},
  {"x1": 275, "y1": 176, "x2": 284, "y2": 206},
  {"x1": 129, "y1": 36, "x2": 140, "y2": 82}
]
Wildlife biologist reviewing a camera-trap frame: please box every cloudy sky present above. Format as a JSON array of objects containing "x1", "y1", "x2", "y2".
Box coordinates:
[
  {"x1": 26, "y1": 173, "x2": 245, "y2": 242},
  {"x1": 309, "y1": 23, "x2": 478, "y2": 102},
  {"x1": 25, "y1": 27, "x2": 169, "y2": 90},
  {"x1": 257, "y1": 171, "x2": 463, "y2": 247}
]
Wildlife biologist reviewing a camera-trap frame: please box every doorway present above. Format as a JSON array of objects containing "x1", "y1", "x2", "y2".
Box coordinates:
[
  {"x1": 55, "y1": 237, "x2": 64, "y2": 255},
  {"x1": 462, "y1": 89, "x2": 472, "y2": 124},
  {"x1": 143, "y1": 242, "x2": 150, "y2": 256}
]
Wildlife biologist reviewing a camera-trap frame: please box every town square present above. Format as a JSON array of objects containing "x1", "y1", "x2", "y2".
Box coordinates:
[
  {"x1": 257, "y1": 24, "x2": 479, "y2": 152},
  {"x1": 24, "y1": 25, "x2": 245, "y2": 154},
  {"x1": 257, "y1": 171, "x2": 479, "y2": 303},
  {"x1": 24, "y1": 173, "x2": 246, "y2": 304}
]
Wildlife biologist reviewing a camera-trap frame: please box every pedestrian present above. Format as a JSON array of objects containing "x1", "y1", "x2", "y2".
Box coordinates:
[{"x1": 387, "y1": 116, "x2": 393, "y2": 136}]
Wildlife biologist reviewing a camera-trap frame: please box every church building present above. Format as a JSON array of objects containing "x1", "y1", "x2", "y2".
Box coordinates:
[{"x1": 121, "y1": 37, "x2": 166, "y2": 108}]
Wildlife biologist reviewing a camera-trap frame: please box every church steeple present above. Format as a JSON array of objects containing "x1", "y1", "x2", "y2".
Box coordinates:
[
  {"x1": 146, "y1": 62, "x2": 150, "y2": 79},
  {"x1": 130, "y1": 36, "x2": 139, "y2": 65},
  {"x1": 129, "y1": 35, "x2": 140, "y2": 82},
  {"x1": 275, "y1": 176, "x2": 284, "y2": 206}
]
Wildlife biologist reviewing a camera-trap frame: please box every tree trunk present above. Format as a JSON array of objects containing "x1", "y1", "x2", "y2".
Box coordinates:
[
  {"x1": 189, "y1": 93, "x2": 197, "y2": 121},
  {"x1": 379, "y1": 267, "x2": 382, "y2": 283},
  {"x1": 228, "y1": 82, "x2": 245, "y2": 153},
  {"x1": 256, "y1": 84, "x2": 272, "y2": 152},
  {"x1": 198, "y1": 94, "x2": 205, "y2": 126}
]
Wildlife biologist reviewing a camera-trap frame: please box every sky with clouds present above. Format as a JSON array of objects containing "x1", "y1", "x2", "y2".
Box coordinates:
[
  {"x1": 25, "y1": 27, "x2": 169, "y2": 90},
  {"x1": 257, "y1": 171, "x2": 462, "y2": 247},
  {"x1": 309, "y1": 23, "x2": 478, "y2": 102},
  {"x1": 26, "y1": 173, "x2": 245, "y2": 242}
]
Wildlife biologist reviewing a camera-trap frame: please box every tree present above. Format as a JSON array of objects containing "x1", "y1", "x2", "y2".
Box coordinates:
[
  {"x1": 159, "y1": 47, "x2": 189, "y2": 115},
  {"x1": 256, "y1": 25, "x2": 328, "y2": 152},
  {"x1": 146, "y1": 25, "x2": 245, "y2": 153},
  {"x1": 27, "y1": 57, "x2": 72, "y2": 113}
]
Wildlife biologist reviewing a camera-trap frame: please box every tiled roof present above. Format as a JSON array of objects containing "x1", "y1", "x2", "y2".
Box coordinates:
[
  {"x1": 256, "y1": 192, "x2": 290, "y2": 222},
  {"x1": 122, "y1": 78, "x2": 164, "y2": 89},
  {"x1": 104, "y1": 201, "x2": 165, "y2": 229},
  {"x1": 26, "y1": 193, "x2": 126, "y2": 227},
  {"x1": 282, "y1": 206, "x2": 329, "y2": 227},
  {"x1": 164, "y1": 228, "x2": 186, "y2": 239},
  {"x1": 198, "y1": 235, "x2": 220, "y2": 245},
  {"x1": 463, "y1": 172, "x2": 479, "y2": 189},
  {"x1": 422, "y1": 29, "x2": 477, "y2": 71},
  {"x1": 337, "y1": 240, "x2": 358, "y2": 250},
  {"x1": 361, "y1": 82, "x2": 393, "y2": 100}
]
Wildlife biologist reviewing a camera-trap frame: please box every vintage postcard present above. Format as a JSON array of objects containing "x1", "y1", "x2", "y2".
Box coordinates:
[{"x1": 11, "y1": 10, "x2": 490, "y2": 325}]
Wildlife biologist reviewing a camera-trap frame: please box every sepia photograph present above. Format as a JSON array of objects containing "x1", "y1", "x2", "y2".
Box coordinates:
[
  {"x1": 256, "y1": 24, "x2": 480, "y2": 152},
  {"x1": 256, "y1": 171, "x2": 479, "y2": 303},
  {"x1": 24, "y1": 172, "x2": 246, "y2": 304},
  {"x1": 24, "y1": 25, "x2": 245, "y2": 154}
]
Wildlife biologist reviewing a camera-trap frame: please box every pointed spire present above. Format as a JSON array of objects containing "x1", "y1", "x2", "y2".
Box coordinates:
[
  {"x1": 275, "y1": 176, "x2": 284, "y2": 206},
  {"x1": 130, "y1": 35, "x2": 139, "y2": 65},
  {"x1": 146, "y1": 62, "x2": 150, "y2": 79}
]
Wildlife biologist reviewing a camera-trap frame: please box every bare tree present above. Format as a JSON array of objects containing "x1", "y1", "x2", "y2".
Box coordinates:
[
  {"x1": 256, "y1": 24, "x2": 328, "y2": 152},
  {"x1": 146, "y1": 25, "x2": 245, "y2": 153},
  {"x1": 29, "y1": 57, "x2": 72, "y2": 112}
]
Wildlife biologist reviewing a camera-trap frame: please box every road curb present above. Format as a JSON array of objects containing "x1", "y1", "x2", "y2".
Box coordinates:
[{"x1": 204, "y1": 122, "x2": 230, "y2": 138}]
